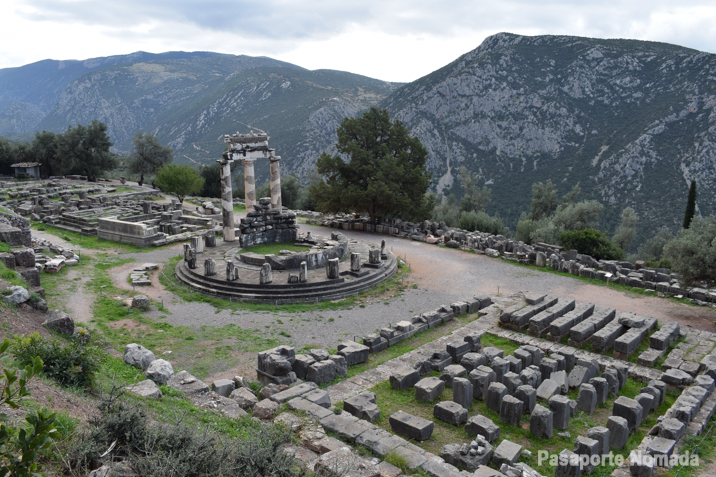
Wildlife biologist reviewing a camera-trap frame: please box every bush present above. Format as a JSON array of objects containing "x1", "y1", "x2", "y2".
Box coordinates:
[
  {"x1": 68, "y1": 392, "x2": 305, "y2": 477},
  {"x1": 12, "y1": 333, "x2": 106, "y2": 388},
  {"x1": 559, "y1": 229, "x2": 624, "y2": 260},
  {"x1": 0, "y1": 338, "x2": 58, "y2": 477},
  {"x1": 457, "y1": 210, "x2": 507, "y2": 236},
  {"x1": 663, "y1": 215, "x2": 716, "y2": 287}
]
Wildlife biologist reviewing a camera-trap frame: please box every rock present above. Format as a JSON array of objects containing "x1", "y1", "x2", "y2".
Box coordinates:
[
  {"x1": 433, "y1": 401, "x2": 468, "y2": 425},
  {"x1": 125, "y1": 379, "x2": 162, "y2": 400},
  {"x1": 486, "y1": 382, "x2": 508, "y2": 413},
  {"x1": 304, "y1": 389, "x2": 331, "y2": 409},
  {"x1": 123, "y1": 343, "x2": 156, "y2": 370},
  {"x1": 29, "y1": 297, "x2": 48, "y2": 312},
  {"x1": 337, "y1": 341, "x2": 369, "y2": 365},
  {"x1": 549, "y1": 395, "x2": 571, "y2": 430},
  {"x1": 536, "y1": 379, "x2": 560, "y2": 400},
  {"x1": 499, "y1": 395, "x2": 523, "y2": 426},
  {"x1": 469, "y1": 366, "x2": 496, "y2": 400},
  {"x1": 211, "y1": 379, "x2": 235, "y2": 397},
  {"x1": 43, "y1": 309, "x2": 75, "y2": 335},
  {"x1": 466, "y1": 415, "x2": 500, "y2": 442},
  {"x1": 461, "y1": 352, "x2": 487, "y2": 372},
  {"x1": 329, "y1": 355, "x2": 348, "y2": 378},
  {"x1": 492, "y1": 440, "x2": 522, "y2": 468},
  {"x1": 415, "y1": 376, "x2": 445, "y2": 402},
  {"x1": 230, "y1": 387, "x2": 258, "y2": 410},
  {"x1": 253, "y1": 399, "x2": 280, "y2": 419},
  {"x1": 344, "y1": 392, "x2": 381, "y2": 422},
  {"x1": 390, "y1": 366, "x2": 420, "y2": 390},
  {"x1": 307, "y1": 360, "x2": 336, "y2": 385},
  {"x1": 587, "y1": 426, "x2": 610, "y2": 456},
  {"x1": 515, "y1": 385, "x2": 536, "y2": 414},
  {"x1": 658, "y1": 418, "x2": 686, "y2": 441},
  {"x1": 576, "y1": 384, "x2": 597, "y2": 414},
  {"x1": 292, "y1": 354, "x2": 316, "y2": 379},
  {"x1": 440, "y1": 364, "x2": 468, "y2": 387},
  {"x1": 554, "y1": 449, "x2": 581, "y2": 477},
  {"x1": 573, "y1": 436, "x2": 600, "y2": 474},
  {"x1": 4, "y1": 285, "x2": 29, "y2": 305},
  {"x1": 607, "y1": 416, "x2": 629, "y2": 450},
  {"x1": 453, "y1": 377, "x2": 473, "y2": 410},
  {"x1": 530, "y1": 404, "x2": 553, "y2": 438},
  {"x1": 145, "y1": 359, "x2": 174, "y2": 385},
  {"x1": 612, "y1": 396, "x2": 644, "y2": 433},
  {"x1": 389, "y1": 410, "x2": 434, "y2": 441},
  {"x1": 167, "y1": 370, "x2": 210, "y2": 396},
  {"x1": 270, "y1": 382, "x2": 319, "y2": 404},
  {"x1": 259, "y1": 383, "x2": 288, "y2": 400},
  {"x1": 308, "y1": 348, "x2": 330, "y2": 361},
  {"x1": 131, "y1": 295, "x2": 150, "y2": 308},
  {"x1": 661, "y1": 368, "x2": 694, "y2": 386}
]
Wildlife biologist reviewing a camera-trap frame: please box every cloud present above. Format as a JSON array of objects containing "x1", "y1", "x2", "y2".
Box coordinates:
[{"x1": 3, "y1": 0, "x2": 716, "y2": 81}]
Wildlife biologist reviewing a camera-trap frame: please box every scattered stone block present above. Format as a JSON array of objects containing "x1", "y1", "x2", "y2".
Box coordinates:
[
  {"x1": 537, "y1": 379, "x2": 560, "y2": 400},
  {"x1": 640, "y1": 386, "x2": 661, "y2": 412},
  {"x1": 453, "y1": 377, "x2": 473, "y2": 410},
  {"x1": 230, "y1": 387, "x2": 258, "y2": 410},
  {"x1": 607, "y1": 416, "x2": 629, "y2": 450},
  {"x1": 211, "y1": 379, "x2": 235, "y2": 397},
  {"x1": 145, "y1": 359, "x2": 174, "y2": 385},
  {"x1": 466, "y1": 415, "x2": 500, "y2": 442},
  {"x1": 43, "y1": 310, "x2": 76, "y2": 336},
  {"x1": 549, "y1": 395, "x2": 571, "y2": 430},
  {"x1": 462, "y1": 352, "x2": 487, "y2": 372},
  {"x1": 320, "y1": 414, "x2": 372, "y2": 443},
  {"x1": 306, "y1": 360, "x2": 337, "y2": 385},
  {"x1": 505, "y1": 355, "x2": 523, "y2": 374},
  {"x1": 287, "y1": 397, "x2": 332, "y2": 421},
  {"x1": 514, "y1": 348, "x2": 532, "y2": 368},
  {"x1": 482, "y1": 347, "x2": 504, "y2": 362},
  {"x1": 253, "y1": 399, "x2": 280, "y2": 419},
  {"x1": 502, "y1": 371, "x2": 522, "y2": 394},
  {"x1": 429, "y1": 349, "x2": 453, "y2": 371},
  {"x1": 389, "y1": 410, "x2": 434, "y2": 441},
  {"x1": 415, "y1": 376, "x2": 445, "y2": 402},
  {"x1": 337, "y1": 341, "x2": 370, "y2": 366},
  {"x1": 490, "y1": 357, "x2": 510, "y2": 383},
  {"x1": 329, "y1": 354, "x2": 348, "y2": 378},
  {"x1": 292, "y1": 354, "x2": 315, "y2": 380},
  {"x1": 447, "y1": 341, "x2": 471, "y2": 363},
  {"x1": 440, "y1": 364, "x2": 467, "y2": 388},
  {"x1": 554, "y1": 449, "x2": 581, "y2": 477},
  {"x1": 434, "y1": 401, "x2": 468, "y2": 425},
  {"x1": 613, "y1": 396, "x2": 643, "y2": 434},
  {"x1": 344, "y1": 391, "x2": 381, "y2": 422},
  {"x1": 589, "y1": 378, "x2": 608, "y2": 405},
  {"x1": 539, "y1": 358, "x2": 559, "y2": 381},
  {"x1": 464, "y1": 333, "x2": 482, "y2": 352},
  {"x1": 515, "y1": 385, "x2": 536, "y2": 414},
  {"x1": 390, "y1": 366, "x2": 420, "y2": 390},
  {"x1": 492, "y1": 440, "x2": 523, "y2": 468},
  {"x1": 661, "y1": 368, "x2": 694, "y2": 386},
  {"x1": 695, "y1": 374, "x2": 715, "y2": 393},
  {"x1": 567, "y1": 366, "x2": 590, "y2": 389},
  {"x1": 486, "y1": 382, "x2": 508, "y2": 413},
  {"x1": 573, "y1": 436, "x2": 600, "y2": 474},
  {"x1": 499, "y1": 395, "x2": 523, "y2": 426},
  {"x1": 587, "y1": 427, "x2": 610, "y2": 455},
  {"x1": 304, "y1": 389, "x2": 331, "y2": 409},
  {"x1": 530, "y1": 404, "x2": 553, "y2": 438},
  {"x1": 551, "y1": 370, "x2": 568, "y2": 394},
  {"x1": 469, "y1": 366, "x2": 496, "y2": 400},
  {"x1": 576, "y1": 384, "x2": 597, "y2": 415}
]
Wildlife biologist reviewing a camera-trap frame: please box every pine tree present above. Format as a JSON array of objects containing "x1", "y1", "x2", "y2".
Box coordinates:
[{"x1": 683, "y1": 180, "x2": 697, "y2": 229}]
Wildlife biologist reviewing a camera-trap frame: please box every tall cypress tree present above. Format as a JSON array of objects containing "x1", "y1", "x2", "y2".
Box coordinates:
[{"x1": 683, "y1": 180, "x2": 697, "y2": 229}]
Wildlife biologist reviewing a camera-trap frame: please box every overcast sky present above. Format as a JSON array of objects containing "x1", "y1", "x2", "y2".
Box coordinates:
[{"x1": 1, "y1": 0, "x2": 715, "y2": 83}]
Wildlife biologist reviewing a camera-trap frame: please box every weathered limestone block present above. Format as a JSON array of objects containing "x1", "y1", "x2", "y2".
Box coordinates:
[
  {"x1": 389, "y1": 410, "x2": 434, "y2": 441},
  {"x1": 390, "y1": 366, "x2": 420, "y2": 391},
  {"x1": 486, "y1": 382, "x2": 508, "y2": 413},
  {"x1": 453, "y1": 377, "x2": 473, "y2": 410},
  {"x1": 554, "y1": 449, "x2": 581, "y2": 477},
  {"x1": 43, "y1": 310, "x2": 75, "y2": 336},
  {"x1": 145, "y1": 359, "x2": 174, "y2": 385},
  {"x1": 415, "y1": 376, "x2": 445, "y2": 402},
  {"x1": 499, "y1": 395, "x2": 523, "y2": 427},
  {"x1": 433, "y1": 401, "x2": 468, "y2": 425},
  {"x1": 226, "y1": 261, "x2": 239, "y2": 281},
  {"x1": 574, "y1": 436, "x2": 600, "y2": 474},
  {"x1": 204, "y1": 258, "x2": 216, "y2": 276},
  {"x1": 344, "y1": 391, "x2": 381, "y2": 422},
  {"x1": 440, "y1": 364, "x2": 467, "y2": 388},
  {"x1": 549, "y1": 395, "x2": 572, "y2": 430},
  {"x1": 469, "y1": 366, "x2": 496, "y2": 400},
  {"x1": 205, "y1": 230, "x2": 216, "y2": 247},
  {"x1": 350, "y1": 252, "x2": 361, "y2": 272},
  {"x1": 326, "y1": 257, "x2": 340, "y2": 279},
  {"x1": 212, "y1": 378, "x2": 235, "y2": 397},
  {"x1": 124, "y1": 343, "x2": 156, "y2": 370},
  {"x1": 576, "y1": 384, "x2": 597, "y2": 414},
  {"x1": 515, "y1": 385, "x2": 536, "y2": 414},
  {"x1": 530, "y1": 404, "x2": 553, "y2": 438},
  {"x1": 368, "y1": 249, "x2": 380, "y2": 264},
  {"x1": 259, "y1": 263, "x2": 273, "y2": 284},
  {"x1": 612, "y1": 396, "x2": 643, "y2": 433},
  {"x1": 299, "y1": 261, "x2": 308, "y2": 283},
  {"x1": 125, "y1": 379, "x2": 162, "y2": 400},
  {"x1": 492, "y1": 440, "x2": 522, "y2": 468},
  {"x1": 307, "y1": 360, "x2": 336, "y2": 385},
  {"x1": 337, "y1": 341, "x2": 369, "y2": 365}
]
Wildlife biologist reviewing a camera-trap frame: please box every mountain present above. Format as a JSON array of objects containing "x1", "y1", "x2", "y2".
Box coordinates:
[
  {"x1": 381, "y1": 33, "x2": 716, "y2": 239},
  {"x1": 0, "y1": 51, "x2": 233, "y2": 134}
]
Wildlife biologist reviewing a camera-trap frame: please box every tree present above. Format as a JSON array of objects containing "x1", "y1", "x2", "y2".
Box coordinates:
[
  {"x1": 155, "y1": 164, "x2": 204, "y2": 203},
  {"x1": 309, "y1": 108, "x2": 433, "y2": 224},
  {"x1": 458, "y1": 166, "x2": 491, "y2": 213},
  {"x1": 55, "y1": 120, "x2": 117, "y2": 181},
  {"x1": 31, "y1": 131, "x2": 59, "y2": 178},
  {"x1": 128, "y1": 132, "x2": 174, "y2": 186},
  {"x1": 683, "y1": 180, "x2": 697, "y2": 229},
  {"x1": 612, "y1": 207, "x2": 638, "y2": 251},
  {"x1": 664, "y1": 215, "x2": 716, "y2": 287},
  {"x1": 559, "y1": 229, "x2": 623, "y2": 260},
  {"x1": 528, "y1": 180, "x2": 559, "y2": 220},
  {"x1": 638, "y1": 228, "x2": 674, "y2": 267},
  {"x1": 199, "y1": 163, "x2": 222, "y2": 198}
]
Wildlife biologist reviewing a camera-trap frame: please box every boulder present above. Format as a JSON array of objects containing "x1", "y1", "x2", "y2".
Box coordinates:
[
  {"x1": 125, "y1": 379, "x2": 162, "y2": 400},
  {"x1": 3, "y1": 285, "x2": 29, "y2": 305},
  {"x1": 212, "y1": 379, "x2": 235, "y2": 397},
  {"x1": 145, "y1": 359, "x2": 174, "y2": 385},
  {"x1": 43, "y1": 309, "x2": 75, "y2": 335},
  {"x1": 123, "y1": 343, "x2": 156, "y2": 370},
  {"x1": 131, "y1": 295, "x2": 150, "y2": 308},
  {"x1": 230, "y1": 387, "x2": 258, "y2": 410}
]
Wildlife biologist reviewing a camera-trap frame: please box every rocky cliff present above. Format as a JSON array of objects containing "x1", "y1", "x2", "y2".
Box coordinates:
[{"x1": 381, "y1": 32, "x2": 716, "y2": 237}]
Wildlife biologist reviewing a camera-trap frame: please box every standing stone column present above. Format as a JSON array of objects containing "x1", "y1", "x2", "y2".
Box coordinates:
[
  {"x1": 299, "y1": 261, "x2": 308, "y2": 283},
  {"x1": 260, "y1": 263, "x2": 272, "y2": 284},
  {"x1": 350, "y1": 253, "x2": 361, "y2": 272},
  {"x1": 219, "y1": 154, "x2": 236, "y2": 242},
  {"x1": 204, "y1": 259, "x2": 216, "y2": 276},
  {"x1": 326, "y1": 258, "x2": 340, "y2": 279},
  {"x1": 269, "y1": 155, "x2": 282, "y2": 210},
  {"x1": 243, "y1": 159, "x2": 256, "y2": 210}
]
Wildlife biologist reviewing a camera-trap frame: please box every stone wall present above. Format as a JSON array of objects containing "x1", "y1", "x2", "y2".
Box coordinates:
[
  {"x1": 239, "y1": 197, "x2": 299, "y2": 248},
  {"x1": 97, "y1": 217, "x2": 165, "y2": 247}
]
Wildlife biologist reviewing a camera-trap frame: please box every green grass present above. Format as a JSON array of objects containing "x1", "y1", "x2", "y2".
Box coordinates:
[
  {"x1": 239, "y1": 243, "x2": 311, "y2": 256},
  {"x1": 0, "y1": 242, "x2": 10, "y2": 253},
  {"x1": 233, "y1": 204, "x2": 246, "y2": 212},
  {"x1": 0, "y1": 261, "x2": 28, "y2": 288},
  {"x1": 159, "y1": 255, "x2": 412, "y2": 313},
  {"x1": 665, "y1": 414, "x2": 716, "y2": 477},
  {"x1": 366, "y1": 375, "x2": 678, "y2": 476}
]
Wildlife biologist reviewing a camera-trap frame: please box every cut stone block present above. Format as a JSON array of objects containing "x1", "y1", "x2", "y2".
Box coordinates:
[
  {"x1": 337, "y1": 341, "x2": 370, "y2": 366},
  {"x1": 530, "y1": 404, "x2": 553, "y2": 438},
  {"x1": 344, "y1": 391, "x2": 381, "y2": 422},
  {"x1": 607, "y1": 416, "x2": 629, "y2": 450},
  {"x1": 125, "y1": 379, "x2": 162, "y2": 400},
  {"x1": 389, "y1": 410, "x2": 434, "y2": 441},
  {"x1": 492, "y1": 440, "x2": 522, "y2": 468},
  {"x1": 551, "y1": 370, "x2": 568, "y2": 394},
  {"x1": 573, "y1": 436, "x2": 600, "y2": 474},
  {"x1": 505, "y1": 355, "x2": 523, "y2": 374},
  {"x1": 568, "y1": 366, "x2": 590, "y2": 389},
  {"x1": 539, "y1": 358, "x2": 559, "y2": 381},
  {"x1": 390, "y1": 366, "x2": 420, "y2": 390},
  {"x1": 589, "y1": 378, "x2": 608, "y2": 405},
  {"x1": 292, "y1": 354, "x2": 316, "y2": 380},
  {"x1": 453, "y1": 377, "x2": 473, "y2": 410},
  {"x1": 461, "y1": 352, "x2": 487, "y2": 372},
  {"x1": 502, "y1": 372, "x2": 522, "y2": 394},
  {"x1": 520, "y1": 366, "x2": 541, "y2": 389},
  {"x1": 482, "y1": 347, "x2": 504, "y2": 362},
  {"x1": 646, "y1": 437, "x2": 676, "y2": 459},
  {"x1": 513, "y1": 348, "x2": 532, "y2": 368},
  {"x1": 253, "y1": 399, "x2": 280, "y2": 419},
  {"x1": 613, "y1": 396, "x2": 643, "y2": 434},
  {"x1": 415, "y1": 376, "x2": 445, "y2": 402},
  {"x1": 499, "y1": 395, "x2": 523, "y2": 427},
  {"x1": 486, "y1": 382, "x2": 508, "y2": 413},
  {"x1": 320, "y1": 414, "x2": 371, "y2": 443},
  {"x1": 554, "y1": 449, "x2": 581, "y2": 477},
  {"x1": 640, "y1": 386, "x2": 661, "y2": 412},
  {"x1": 440, "y1": 364, "x2": 467, "y2": 388},
  {"x1": 549, "y1": 395, "x2": 571, "y2": 430},
  {"x1": 576, "y1": 384, "x2": 597, "y2": 415},
  {"x1": 270, "y1": 382, "x2": 319, "y2": 404},
  {"x1": 447, "y1": 341, "x2": 471, "y2": 363},
  {"x1": 490, "y1": 357, "x2": 510, "y2": 383},
  {"x1": 537, "y1": 379, "x2": 560, "y2": 400},
  {"x1": 466, "y1": 415, "x2": 500, "y2": 442},
  {"x1": 587, "y1": 427, "x2": 610, "y2": 455},
  {"x1": 307, "y1": 360, "x2": 336, "y2": 385},
  {"x1": 211, "y1": 379, "x2": 235, "y2": 397},
  {"x1": 695, "y1": 374, "x2": 715, "y2": 393},
  {"x1": 433, "y1": 401, "x2": 468, "y2": 425},
  {"x1": 515, "y1": 385, "x2": 536, "y2": 414}
]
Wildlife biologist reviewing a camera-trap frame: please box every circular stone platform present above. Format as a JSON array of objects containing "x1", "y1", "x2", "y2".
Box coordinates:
[{"x1": 175, "y1": 234, "x2": 398, "y2": 304}]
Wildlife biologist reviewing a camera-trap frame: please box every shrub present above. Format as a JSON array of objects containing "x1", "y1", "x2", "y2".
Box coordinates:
[
  {"x1": 559, "y1": 228, "x2": 624, "y2": 260},
  {"x1": 12, "y1": 333, "x2": 106, "y2": 388},
  {"x1": 68, "y1": 392, "x2": 305, "y2": 477},
  {"x1": 457, "y1": 210, "x2": 507, "y2": 236},
  {"x1": 0, "y1": 338, "x2": 58, "y2": 477}
]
